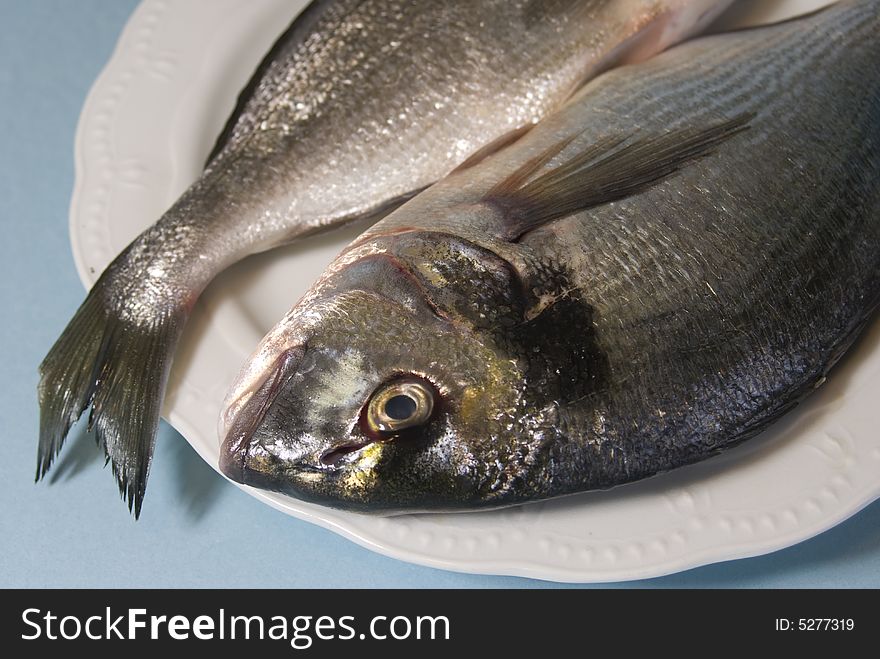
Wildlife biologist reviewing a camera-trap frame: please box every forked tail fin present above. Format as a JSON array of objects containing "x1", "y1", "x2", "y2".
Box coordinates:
[{"x1": 37, "y1": 271, "x2": 186, "y2": 517}]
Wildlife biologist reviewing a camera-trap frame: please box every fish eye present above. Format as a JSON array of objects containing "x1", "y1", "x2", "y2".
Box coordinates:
[
  {"x1": 366, "y1": 379, "x2": 435, "y2": 434},
  {"x1": 385, "y1": 394, "x2": 417, "y2": 420}
]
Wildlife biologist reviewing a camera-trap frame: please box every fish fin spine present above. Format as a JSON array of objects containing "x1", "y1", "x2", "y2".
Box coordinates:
[{"x1": 488, "y1": 112, "x2": 755, "y2": 241}]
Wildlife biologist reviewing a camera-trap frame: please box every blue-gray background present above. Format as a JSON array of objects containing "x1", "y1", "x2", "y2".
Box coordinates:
[{"x1": 2, "y1": 0, "x2": 878, "y2": 588}]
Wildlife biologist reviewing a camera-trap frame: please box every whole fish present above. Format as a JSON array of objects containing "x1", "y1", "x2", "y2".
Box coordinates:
[
  {"x1": 38, "y1": 0, "x2": 732, "y2": 515},
  {"x1": 219, "y1": 0, "x2": 880, "y2": 512}
]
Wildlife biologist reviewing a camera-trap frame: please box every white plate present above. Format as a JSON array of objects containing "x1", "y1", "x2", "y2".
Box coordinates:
[{"x1": 70, "y1": 0, "x2": 880, "y2": 582}]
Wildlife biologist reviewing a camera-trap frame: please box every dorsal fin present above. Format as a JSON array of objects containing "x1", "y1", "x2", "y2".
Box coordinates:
[{"x1": 488, "y1": 113, "x2": 755, "y2": 241}]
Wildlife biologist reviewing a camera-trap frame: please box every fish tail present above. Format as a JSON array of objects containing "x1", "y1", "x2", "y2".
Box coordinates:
[{"x1": 37, "y1": 272, "x2": 186, "y2": 518}]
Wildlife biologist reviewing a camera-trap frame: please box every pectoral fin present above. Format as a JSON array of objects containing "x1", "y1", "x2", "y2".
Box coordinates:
[{"x1": 488, "y1": 112, "x2": 754, "y2": 241}]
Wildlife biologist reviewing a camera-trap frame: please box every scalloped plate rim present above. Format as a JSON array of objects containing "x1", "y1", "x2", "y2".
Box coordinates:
[{"x1": 68, "y1": 0, "x2": 880, "y2": 583}]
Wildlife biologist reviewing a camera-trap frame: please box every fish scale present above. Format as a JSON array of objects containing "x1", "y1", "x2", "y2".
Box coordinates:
[
  {"x1": 220, "y1": 0, "x2": 880, "y2": 511},
  {"x1": 40, "y1": 0, "x2": 730, "y2": 514}
]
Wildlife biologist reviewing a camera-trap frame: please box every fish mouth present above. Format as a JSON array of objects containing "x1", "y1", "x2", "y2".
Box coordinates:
[
  {"x1": 218, "y1": 341, "x2": 387, "y2": 491},
  {"x1": 219, "y1": 345, "x2": 308, "y2": 484},
  {"x1": 319, "y1": 440, "x2": 375, "y2": 467}
]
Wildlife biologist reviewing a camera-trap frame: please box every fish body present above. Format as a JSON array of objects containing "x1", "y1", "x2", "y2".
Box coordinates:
[
  {"x1": 39, "y1": 0, "x2": 731, "y2": 514},
  {"x1": 220, "y1": 0, "x2": 880, "y2": 512}
]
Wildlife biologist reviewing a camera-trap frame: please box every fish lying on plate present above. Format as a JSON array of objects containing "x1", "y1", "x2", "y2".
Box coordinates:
[
  {"x1": 38, "y1": 0, "x2": 733, "y2": 515},
  {"x1": 220, "y1": 0, "x2": 880, "y2": 512}
]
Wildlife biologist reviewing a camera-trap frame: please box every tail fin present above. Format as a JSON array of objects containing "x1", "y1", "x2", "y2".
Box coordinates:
[{"x1": 37, "y1": 273, "x2": 185, "y2": 517}]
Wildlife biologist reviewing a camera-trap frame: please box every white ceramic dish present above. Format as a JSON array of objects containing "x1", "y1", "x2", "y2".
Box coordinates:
[{"x1": 69, "y1": 0, "x2": 880, "y2": 582}]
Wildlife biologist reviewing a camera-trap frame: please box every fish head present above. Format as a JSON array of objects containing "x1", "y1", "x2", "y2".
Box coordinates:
[{"x1": 219, "y1": 231, "x2": 574, "y2": 512}]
